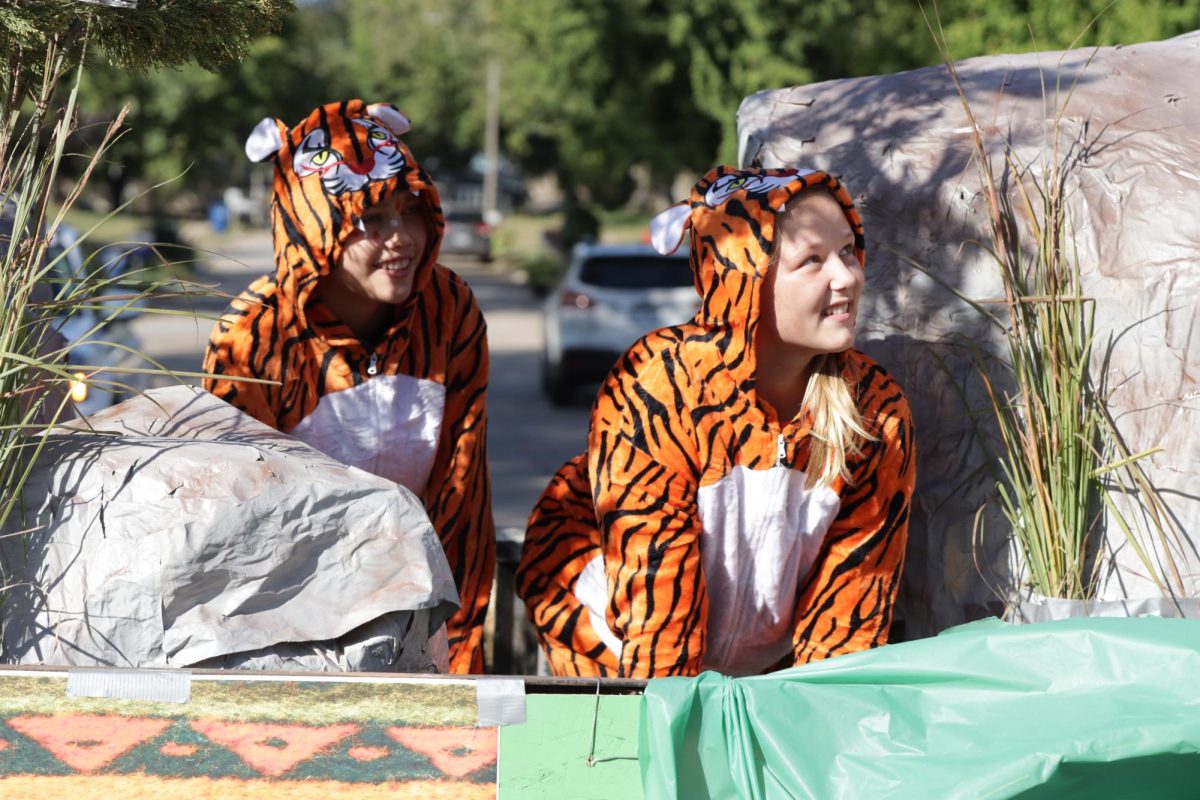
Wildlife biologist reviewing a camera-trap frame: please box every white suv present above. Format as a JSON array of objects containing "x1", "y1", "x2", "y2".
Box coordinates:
[{"x1": 541, "y1": 242, "x2": 698, "y2": 405}]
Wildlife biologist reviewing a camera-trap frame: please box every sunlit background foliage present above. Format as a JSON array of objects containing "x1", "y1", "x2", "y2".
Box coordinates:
[{"x1": 46, "y1": 0, "x2": 1200, "y2": 215}]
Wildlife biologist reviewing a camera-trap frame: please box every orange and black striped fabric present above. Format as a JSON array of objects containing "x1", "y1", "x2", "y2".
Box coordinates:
[
  {"x1": 517, "y1": 166, "x2": 915, "y2": 679},
  {"x1": 203, "y1": 99, "x2": 494, "y2": 674}
]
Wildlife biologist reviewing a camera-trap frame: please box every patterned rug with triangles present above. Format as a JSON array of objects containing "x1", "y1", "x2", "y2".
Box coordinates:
[{"x1": 0, "y1": 670, "x2": 496, "y2": 799}]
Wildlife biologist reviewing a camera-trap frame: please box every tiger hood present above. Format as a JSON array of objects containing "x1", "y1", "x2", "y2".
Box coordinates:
[
  {"x1": 649, "y1": 166, "x2": 865, "y2": 389},
  {"x1": 244, "y1": 98, "x2": 444, "y2": 328}
]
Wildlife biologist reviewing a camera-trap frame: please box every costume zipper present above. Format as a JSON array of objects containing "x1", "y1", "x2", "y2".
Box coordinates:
[
  {"x1": 776, "y1": 433, "x2": 787, "y2": 468},
  {"x1": 367, "y1": 352, "x2": 379, "y2": 376}
]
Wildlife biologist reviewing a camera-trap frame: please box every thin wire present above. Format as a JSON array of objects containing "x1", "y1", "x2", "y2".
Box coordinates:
[{"x1": 586, "y1": 677, "x2": 601, "y2": 766}]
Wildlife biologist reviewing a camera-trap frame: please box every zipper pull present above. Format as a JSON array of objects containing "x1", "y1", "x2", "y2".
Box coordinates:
[
  {"x1": 367, "y1": 352, "x2": 379, "y2": 376},
  {"x1": 777, "y1": 434, "x2": 787, "y2": 468}
]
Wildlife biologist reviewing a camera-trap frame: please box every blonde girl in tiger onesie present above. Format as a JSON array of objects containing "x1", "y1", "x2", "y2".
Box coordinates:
[
  {"x1": 517, "y1": 166, "x2": 916, "y2": 678},
  {"x1": 204, "y1": 99, "x2": 494, "y2": 674}
]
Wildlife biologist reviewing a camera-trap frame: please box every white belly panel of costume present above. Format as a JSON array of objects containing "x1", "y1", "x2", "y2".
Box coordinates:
[
  {"x1": 575, "y1": 463, "x2": 840, "y2": 676},
  {"x1": 695, "y1": 465, "x2": 840, "y2": 675},
  {"x1": 288, "y1": 374, "x2": 446, "y2": 497}
]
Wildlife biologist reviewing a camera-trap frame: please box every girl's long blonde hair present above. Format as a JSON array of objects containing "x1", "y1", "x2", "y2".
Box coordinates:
[
  {"x1": 800, "y1": 352, "x2": 875, "y2": 489},
  {"x1": 768, "y1": 187, "x2": 877, "y2": 489}
]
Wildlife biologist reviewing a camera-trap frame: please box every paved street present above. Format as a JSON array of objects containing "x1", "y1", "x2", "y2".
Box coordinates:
[{"x1": 132, "y1": 225, "x2": 593, "y2": 541}]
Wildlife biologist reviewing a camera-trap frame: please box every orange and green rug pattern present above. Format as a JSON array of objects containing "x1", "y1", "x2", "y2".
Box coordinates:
[{"x1": 0, "y1": 674, "x2": 496, "y2": 799}]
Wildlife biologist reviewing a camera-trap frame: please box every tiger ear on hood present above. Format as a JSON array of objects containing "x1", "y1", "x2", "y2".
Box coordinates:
[
  {"x1": 245, "y1": 117, "x2": 287, "y2": 163},
  {"x1": 650, "y1": 202, "x2": 692, "y2": 256},
  {"x1": 366, "y1": 103, "x2": 412, "y2": 136}
]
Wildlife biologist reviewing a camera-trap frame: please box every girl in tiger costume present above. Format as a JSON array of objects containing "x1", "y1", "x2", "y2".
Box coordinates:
[
  {"x1": 516, "y1": 166, "x2": 915, "y2": 678},
  {"x1": 203, "y1": 99, "x2": 494, "y2": 674}
]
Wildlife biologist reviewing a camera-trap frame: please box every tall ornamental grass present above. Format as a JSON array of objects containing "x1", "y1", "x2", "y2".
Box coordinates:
[
  {"x1": 1, "y1": 40, "x2": 171, "y2": 537},
  {"x1": 1, "y1": 3, "x2": 290, "y2": 619},
  {"x1": 918, "y1": 8, "x2": 1187, "y2": 601},
  {"x1": 0, "y1": 28, "x2": 254, "y2": 591}
]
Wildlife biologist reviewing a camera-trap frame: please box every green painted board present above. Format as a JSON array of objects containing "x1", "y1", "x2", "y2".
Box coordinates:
[{"x1": 498, "y1": 694, "x2": 642, "y2": 800}]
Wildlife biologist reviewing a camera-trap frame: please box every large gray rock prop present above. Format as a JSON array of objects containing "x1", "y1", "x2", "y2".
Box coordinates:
[
  {"x1": 0, "y1": 385, "x2": 460, "y2": 672},
  {"x1": 738, "y1": 33, "x2": 1200, "y2": 636}
]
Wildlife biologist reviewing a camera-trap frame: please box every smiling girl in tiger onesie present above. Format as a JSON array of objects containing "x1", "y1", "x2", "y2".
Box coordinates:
[
  {"x1": 516, "y1": 166, "x2": 916, "y2": 678},
  {"x1": 203, "y1": 99, "x2": 494, "y2": 674}
]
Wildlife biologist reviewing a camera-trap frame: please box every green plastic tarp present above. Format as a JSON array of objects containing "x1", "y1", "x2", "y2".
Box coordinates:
[{"x1": 639, "y1": 617, "x2": 1200, "y2": 799}]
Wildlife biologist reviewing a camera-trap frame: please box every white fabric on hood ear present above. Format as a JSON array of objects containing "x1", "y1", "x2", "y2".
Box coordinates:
[
  {"x1": 245, "y1": 117, "x2": 286, "y2": 162},
  {"x1": 650, "y1": 203, "x2": 692, "y2": 256},
  {"x1": 367, "y1": 103, "x2": 412, "y2": 136}
]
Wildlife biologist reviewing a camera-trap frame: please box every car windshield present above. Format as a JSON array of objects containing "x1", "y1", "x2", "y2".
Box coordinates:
[{"x1": 578, "y1": 256, "x2": 693, "y2": 289}]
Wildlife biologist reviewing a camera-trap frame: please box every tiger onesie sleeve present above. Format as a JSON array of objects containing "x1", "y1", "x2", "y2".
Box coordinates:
[
  {"x1": 518, "y1": 166, "x2": 916, "y2": 679},
  {"x1": 419, "y1": 281, "x2": 494, "y2": 674},
  {"x1": 202, "y1": 275, "x2": 280, "y2": 429},
  {"x1": 203, "y1": 99, "x2": 495, "y2": 674},
  {"x1": 516, "y1": 454, "x2": 621, "y2": 676},
  {"x1": 587, "y1": 347, "x2": 709, "y2": 679},
  {"x1": 790, "y1": 361, "x2": 915, "y2": 664}
]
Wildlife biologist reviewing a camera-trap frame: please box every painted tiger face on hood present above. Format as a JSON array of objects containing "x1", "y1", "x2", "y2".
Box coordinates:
[
  {"x1": 244, "y1": 99, "x2": 445, "y2": 310},
  {"x1": 290, "y1": 116, "x2": 408, "y2": 196}
]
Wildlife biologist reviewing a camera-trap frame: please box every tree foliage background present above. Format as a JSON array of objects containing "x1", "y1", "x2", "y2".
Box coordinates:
[{"x1": 12, "y1": 0, "x2": 1200, "y2": 212}]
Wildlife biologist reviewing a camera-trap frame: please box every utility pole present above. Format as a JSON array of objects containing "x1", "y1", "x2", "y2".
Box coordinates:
[{"x1": 482, "y1": 57, "x2": 501, "y2": 221}]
